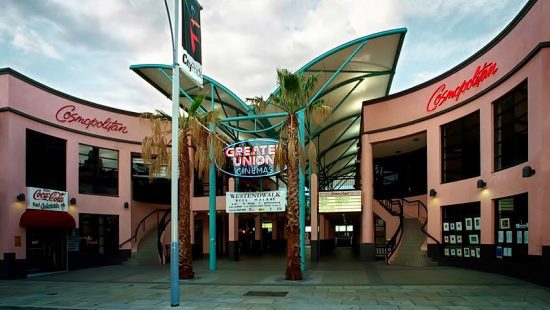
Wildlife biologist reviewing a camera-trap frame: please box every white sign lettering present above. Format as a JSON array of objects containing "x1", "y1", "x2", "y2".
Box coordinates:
[{"x1": 319, "y1": 190, "x2": 362, "y2": 213}]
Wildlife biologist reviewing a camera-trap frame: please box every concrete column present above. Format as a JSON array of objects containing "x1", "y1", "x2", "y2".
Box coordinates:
[
  {"x1": 310, "y1": 173, "x2": 319, "y2": 261},
  {"x1": 254, "y1": 214, "x2": 261, "y2": 254},
  {"x1": 227, "y1": 178, "x2": 239, "y2": 260},
  {"x1": 360, "y1": 134, "x2": 375, "y2": 261}
]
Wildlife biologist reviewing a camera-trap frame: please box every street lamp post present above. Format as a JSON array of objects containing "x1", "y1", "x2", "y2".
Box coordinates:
[{"x1": 169, "y1": 0, "x2": 180, "y2": 306}]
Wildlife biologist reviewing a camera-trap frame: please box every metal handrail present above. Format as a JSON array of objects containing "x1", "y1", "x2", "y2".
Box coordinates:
[
  {"x1": 377, "y1": 199, "x2": 404, "y2": 263},
  {"x1": 119, "y1": 208, "x2": 169, "y2": 248},
  {"x1": 402, "y1": 198, "x2": 440, "y2": 245}
]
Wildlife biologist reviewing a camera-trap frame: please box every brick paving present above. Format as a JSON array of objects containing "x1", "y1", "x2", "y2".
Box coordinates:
[{"x1": 1, "y1": 250, "x2": 549, "y2": 309}]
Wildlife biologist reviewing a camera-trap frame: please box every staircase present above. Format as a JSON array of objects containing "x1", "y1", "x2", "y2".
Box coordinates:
[
  {"x1": 390, "y1": 218, "x2": 435, "y2": 266},
  {"x1": 125, "y1": 229, "x2": 161, "y2": 266}
]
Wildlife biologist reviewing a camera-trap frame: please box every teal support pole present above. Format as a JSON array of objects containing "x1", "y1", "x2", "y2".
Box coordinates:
[
  {"x1": 298, "y1": 111, "x2": 306, "y2": 271},
  {"x1": 209, "y1": 84, "x2": 217, "y2": 271}
]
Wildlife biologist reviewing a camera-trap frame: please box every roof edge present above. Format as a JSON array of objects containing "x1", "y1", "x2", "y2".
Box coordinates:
[
  {"x1": 0, "y1": 67, "x2": 142, "y2": 117},
  {"x1": 363, "y1": 0, "x2": 537, "y2": 106}
]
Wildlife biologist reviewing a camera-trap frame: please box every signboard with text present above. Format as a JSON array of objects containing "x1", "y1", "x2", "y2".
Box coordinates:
[
  {"x1": 219, "y1": 139, "x2": 282, "y2": 178},
  {"x1": 319, "y1": 190, "x2": 361, "y2": 213},
  {"x1": 226, "y1": 190, "x2": 287, "y2": 213},
  {"x1": 181, "y1": 0, "x2": 203, "y2": 87},
  {"x1": 27, "y1": 187, "x2": 68, "y2": 212}
]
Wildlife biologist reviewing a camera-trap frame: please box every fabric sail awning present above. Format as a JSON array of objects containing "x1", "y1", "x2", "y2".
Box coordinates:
[{"x1": 20, "y1": 210, "x2": 76, "y2": 228}]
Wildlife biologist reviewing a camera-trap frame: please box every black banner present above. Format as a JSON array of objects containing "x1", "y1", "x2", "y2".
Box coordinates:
[{"x1": 182, "y1": 0, "x2": 202, "y2": 64}]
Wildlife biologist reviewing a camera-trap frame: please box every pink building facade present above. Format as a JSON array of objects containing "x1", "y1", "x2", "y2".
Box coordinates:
[{"x1": 360, "y1": 0, "x2": 550, "y2": 279}]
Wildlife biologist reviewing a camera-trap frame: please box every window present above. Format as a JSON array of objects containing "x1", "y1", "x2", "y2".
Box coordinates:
[
  {"x1": 494, "y1": 81, "x2": 528, "y2": 171},
  {"x1": 79, "y1": 213, "x2": 119, "y2": 256},
  {"x1": 494, "y1": 193, "x2": 528, "y2": 260},
  {"x1": 131, "y1": 153, "x2": 170, "y2": 204},
  {"x1": 79, "y1": 145, "x2": 118, "y2": 195},
  {"x1": 441, "y1": 202, "x2": 481, "y2": 259},
  {"x1": 441, "y1": 111, "x2": 480, "y2": 183},
  {"x1": 26, "y1": 129, "x2": 66, "y2": 190}
]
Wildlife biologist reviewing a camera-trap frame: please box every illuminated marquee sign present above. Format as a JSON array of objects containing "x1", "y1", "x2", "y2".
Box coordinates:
[
  {"x1": 219, "y1": 139, "x2": 281, "y2": 178},
  {"x1": 27, "y1": 187, "x2": 68, "y2": 212},
  {"x1": 426, "y1": 62, "x2": 498, "y2": 113},
  {"x1": 56, "y1": 105, "x2": 129, "y2": 134},
  {"x1": 319, "y1": 190, "x2": 362, "y2": 213}
]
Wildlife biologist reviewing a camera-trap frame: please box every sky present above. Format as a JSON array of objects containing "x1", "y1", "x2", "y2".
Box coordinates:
[{"x1": 0, "y1": 0, "x2": 528, "y2": 113}]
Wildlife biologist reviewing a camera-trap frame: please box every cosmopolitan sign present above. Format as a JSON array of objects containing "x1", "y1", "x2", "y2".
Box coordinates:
[
  {"x1": 426, "y1": 62, "x2": 498, "y2": 112},
  {"x1": 219, "y1": 139, "x2": 281, "y2": 178},
  {"x1": 27, "y1": 187, "x2": 68, "y2": 212},
  {"x1": 56, "y1": 105, "x2": 129, "y2": 134}
]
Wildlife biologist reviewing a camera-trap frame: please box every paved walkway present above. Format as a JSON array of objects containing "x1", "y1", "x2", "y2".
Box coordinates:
[{"x1": 1, "y1": 248, "x2": 550, "y2": 309}]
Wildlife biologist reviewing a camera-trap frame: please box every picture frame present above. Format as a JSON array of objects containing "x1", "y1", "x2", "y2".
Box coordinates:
[
  {"x1": 469, "y1": 234, "x2": 479, "y2": 244},
  {"x1": 475, "y1": 247, "x2": 481, "y2": 258},
  {"x1": 500, "y1": 218, "x2": 510, "y2": 229},
  {"x1": 465, "y1": 218, "x2": 473, "y2": 230},
  {"x1": 474, "y1": 217, "x2": 481, "y2": 230},
  {"x1": 456, "y1": 248, "x2": 462, "y2": 257},
  {"x1": 450, "y1": 248, "x2": 456, "y2": 256},
  {"x1": 457, "y1": 235, "x2": 462, "y2": 244},
  {"x1": 456, "y1": 221, "x2": 462, "y2": 231},
  {"x1": 443, "y1": 222, "x2": 449, "y2": 232},
  {"x1": 450, "y1": 235, "x2": 456, "y2": 244},
  {"x1": 444, "y1": 248, "x2": 450, "y2": 256},
  {"x1": 444, "y1": 235, "x2": 449, "y2": 243},
  {"x1": 464, "y1": 247, "x2": 470, "y2": 257},
  {"x1": 450, "y1": 223, "x2": 455, "y2": 231}
]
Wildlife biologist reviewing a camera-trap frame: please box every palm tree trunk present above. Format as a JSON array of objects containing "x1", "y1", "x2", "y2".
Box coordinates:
[
  {"x1": 285, "y1": 115, "x2": 303, "y2": 280},
  {"x1": 179, "y1": 135, "x2": 194, "y2": 279}
]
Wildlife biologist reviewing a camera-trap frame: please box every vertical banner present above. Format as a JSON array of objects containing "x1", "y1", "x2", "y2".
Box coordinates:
[{"x1": 181, "y1": 0, "x2": 203, "y2": 87}]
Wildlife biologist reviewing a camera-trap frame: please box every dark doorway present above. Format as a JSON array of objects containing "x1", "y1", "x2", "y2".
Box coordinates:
[{"x1": 26, "y1": 228, "x2": 67, "y2": 274}]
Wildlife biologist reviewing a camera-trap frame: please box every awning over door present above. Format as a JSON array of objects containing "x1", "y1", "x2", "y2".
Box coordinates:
[{"x1": 20, "y1": 210, "x2": 76, "y2": 228}]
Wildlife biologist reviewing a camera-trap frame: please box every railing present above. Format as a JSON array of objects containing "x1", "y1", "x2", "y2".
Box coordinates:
[
  {"x1": 402, "y1": 197, "x2": 440, "y2": 245},
  {"x1": 319, "y1": 176, "x2": 359, "y2": 191},
  {"x1": 377, "y1": 198, "x2": 404, "y2": 263},
  {"x1": 119, "y1": 208, "x2": 169, "y2": 249}
]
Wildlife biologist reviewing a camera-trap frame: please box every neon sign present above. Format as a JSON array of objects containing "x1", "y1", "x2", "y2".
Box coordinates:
[
  {"x1": 219, "y1": 139, "x2": 281, "y2": 178},
  {"x1": 426, "y1": 62, "x2": 498, "y2": 112},
  {"x1": 55, "y1": 105, "x2": 129, "y2": 134}
]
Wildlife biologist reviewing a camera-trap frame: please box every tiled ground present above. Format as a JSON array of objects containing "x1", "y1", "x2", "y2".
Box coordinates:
[{"x1": 1, "y1": 249, "x2": 549, "y2": 309}]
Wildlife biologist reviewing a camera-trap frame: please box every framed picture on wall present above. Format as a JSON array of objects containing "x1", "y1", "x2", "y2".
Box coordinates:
[
  {"x1": 456, "y1": 248, "x2": 462, "y2": 257},
  {"x1": 464, "y1": 247, "x2": 470, "y2": 257},
  {"x1": 475, "y1": 247, "x2": 481, "y2": 258},
  {"x1": 443, "y1": 222, "x2": 449, "y2": 231},
  {"x1": 469, "y1": 234, "x2": 479, "y2": 244},
  {"x1": 500, "y1": 218, "x2": 511, "y2": 229},
  {"x1": 456, "y1": 222, "x2": 463, "y2": 231},
  {"x1": 465, "y1": 218, "x2": 473, "y2": 230},
  {"x1": 451, "y1": 248, "x2": 456, "y2": 256},
  {"x1": 450, "y1": 235, "x2": 456, "y2": 244},
  {"x1": 474, "y1": 217, "x2": 481, "y2": 230},
  {"x1": 450, "y1": 223, "x2": 455, "y2": 231},
  {"x1": 457, "y1": 235, "x2": 462, "y2": 244},
  {"x1": 444, "y1": 235, "x2": 449, "y2": 243},
  {"x1": 444, "y1": 248, "x2": 449, "y2": 256}
]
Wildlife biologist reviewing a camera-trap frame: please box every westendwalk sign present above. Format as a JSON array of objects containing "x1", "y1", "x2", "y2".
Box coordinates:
[
  {"x1": 219, "y1": 139, "x2": 282, "y2": 178},
  {"x1": 226, "y1": 190, "x2": 287, "y2": 213},
  {"x1": 181, "y1": 0, "x2": 203, "y2": 87}
]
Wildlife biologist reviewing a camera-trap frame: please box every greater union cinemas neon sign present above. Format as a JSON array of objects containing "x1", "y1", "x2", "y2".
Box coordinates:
[
  {"x1": 426, "y1": 62, "x2": 498, "y2": 112},
  {"x1": 55, "y1": 105, "x2": 129, "y2": 133},
  {"x1": 220, "y1": 139, "x2": 281, "y2": 178}
]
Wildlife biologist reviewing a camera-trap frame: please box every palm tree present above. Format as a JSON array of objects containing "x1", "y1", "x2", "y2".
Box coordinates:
[
  {"x1": 255, "y1": 68, "x2": 331, "y2": 280},
  {"x1": 141, "y1": 96, "x2": 224, "y2": 279}
]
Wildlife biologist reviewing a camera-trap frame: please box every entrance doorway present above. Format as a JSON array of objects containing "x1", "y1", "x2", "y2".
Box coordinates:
[{"x1": 26, "y1": 228, "x2": 67, "y2": 274}]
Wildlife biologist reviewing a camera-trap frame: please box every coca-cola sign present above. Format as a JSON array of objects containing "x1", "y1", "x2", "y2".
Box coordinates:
[
  {"x1": 55, "y1": 105, "x2": 129, "y2": 134},
  {"x1": 426, "y1": 62, "x2": 498, "y2": 113},
  {"x1": 27, "y1": 187, "x2": 68, "y2": 212}
]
